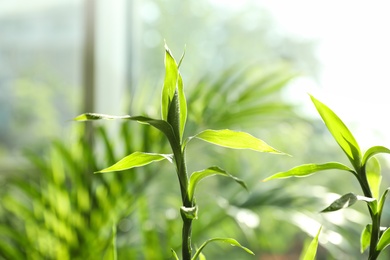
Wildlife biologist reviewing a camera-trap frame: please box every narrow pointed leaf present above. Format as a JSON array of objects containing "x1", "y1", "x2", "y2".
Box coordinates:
[
  {"x1": 263, "y1": 162, "x2": 354, "y2": 182},
  {"x1": 378, "y1": 188, "x2": 390, "y2": 216},
  {"x1": 177, "y1": 48, "x2": 187, "y2": 139},
  {"x1": 310, "y1": 95, "x2": 362, "y2": 171},
  {"x1": 376, "y1": 228, "x2": 390, "y2": 251},
  {"x1": 300, "y1": 226, "x2": 322, "y2": 260},
  {"x1": 321, "y1": 193, "x2": 375, "y2": 213},
  {"x1": 178, "y1": 73, "x2": 187, "y2": 141},
  {"x1": 74, "y1": 113, "x2": 179, "y2": 151},
  {"x1": 171, "y1": 249, "x2": 179, "y2": 260},
  {"x1": 360, "y1": 224, "x2": 372, "y2": 253},
  {"x1": 74, "y1": 113, "x2": 131, "y2": 121},
  {"x1": 130, "y1": 116, "x2": 179, "y2": 149},
  {"x1": 321, "y1": 193, "x2": 358, "y2": 212},
  {"x1": 362, "y1": 146, "x2": 390, "y2": 168},
  {"x1": 162, "y1": 44, "x2": 179, "y2": 121},
  {"x1": 366, "y1": 156, "x2": 382, "y2": 199},
  {"x1": 96, "y1": 152, "x2": 173, "y2": 173},
  {"x1": 188, "y1": 166, "x2": 247, "y2": 201},
  {"x1": 191, "y1": 238, "x2": 254, "y2": 260},
  {"x1": 190, "y1": 129, "x2": 286, "y2": 154}
]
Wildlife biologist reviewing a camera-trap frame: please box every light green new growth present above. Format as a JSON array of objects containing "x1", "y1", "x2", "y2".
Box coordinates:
[
  {"x1": 265, "y1": 94, "x2": 390, "y2": 260},
  {"x1": 75, "y1": 43, "x2": 286, "y2": 260}
]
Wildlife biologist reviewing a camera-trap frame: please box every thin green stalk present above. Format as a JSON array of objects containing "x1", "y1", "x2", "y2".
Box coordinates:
[
  {"x1": 112, "y1": 222, "x2": 118, "y2": 260},
  {"x1": 368, "y1": 213, "x2": 380, "y2": 260},
  {"x1": 181, "y1": 217, "x2": 193, "y2": 260},
  {"x1": 171, "y1": 139, "x2": 193, "y2": 259},
  {"x1": 355, "y1": 169, "x2": 380, "y2": 260}
]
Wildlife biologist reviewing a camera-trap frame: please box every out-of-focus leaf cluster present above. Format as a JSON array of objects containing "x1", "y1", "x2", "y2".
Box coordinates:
[{"x1": 0, "y1": 63, "x2": 373, "y2": 259}]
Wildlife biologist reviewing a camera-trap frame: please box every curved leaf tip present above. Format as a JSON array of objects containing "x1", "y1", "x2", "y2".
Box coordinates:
[
  {"x1": 191, "y1": 237, "x2": 254, "y2": 260},
  {"x1": 96, "y1": 152, "x2": 173, "y2": 173},
  {"x1": 188, "y1": 166, "x2": 247, "y2": 201},
  {"x1": 263, "y1": 162, "x2": 354, "y2": 182},
  {"x1": 191, "y1": 129, "x2": 288, "y2": 155},
  {"x1": 74, "y1": 113, "x2": 131, "y2": 121},
  {"x1": 309, "y1": 94, "x2": 362, "y2": 171}
]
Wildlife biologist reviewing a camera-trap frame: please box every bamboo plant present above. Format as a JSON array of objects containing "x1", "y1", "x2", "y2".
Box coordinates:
[
  {"x1": 74, "y1": 44, "x2": 291, "y2": 259},
  {"x1": 265, "y1": 95, "x2": 390, "y2": 260}
]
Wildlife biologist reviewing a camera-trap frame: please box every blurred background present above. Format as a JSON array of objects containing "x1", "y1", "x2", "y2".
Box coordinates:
[{"x1": 1, "y1": 0, "x2": 390, "y2": 259}]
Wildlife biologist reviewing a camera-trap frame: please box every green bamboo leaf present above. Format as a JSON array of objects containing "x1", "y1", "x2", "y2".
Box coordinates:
[
  {"x1": 320, "y1": 193, "x2": 375, "y2": 213},
  {"x1": 360, "y1": 224, "x2": 372, "y2": 253},
  {"x1": 74, "y1": 113, "x2": 131, "y2": 121},
  {"x1": 74, "y1": 113, "x2": 179, "y2": 151},
  {"x1": 362, "y1": 146, "x2": 390, "y2": 168},
  {"x1": 376, "y1": 227, "x2": 390, "y2": 251},
  {"x1": 191, "y1": 237, "x2": 254, "y2": 260},
  {"x1": 178, "y1": 73, "x2": 187, "y2": 141},
  {"x1": 162, "y1": 43, "x2": 179, "y2": 121},
  {"x1": 263, "y1": 162, "x2": 354, "y2": 182},
  {"x1": 299, "y1": 226, "x2": 322, "y2": 260},
  {"x1": 170, "y1": 249, "x2": 179, "y2": 260},
  {"x1": 187, "y1": 166, "x2": 247, "y2": 201},
  {"x1": 96, "y1": 152, "x2": 173, "y2": 173},
  {"x1": 189, "y1": 129, "x2": 286, "y2": 154},
  {"x1": 310, "y1": 95, "x2": 362, "y2": 171},
  {"x1": 378, "y1": 188, "x2": 390, "y2": 216},
  {"x1": 366, "y1": 156, "x2": 382, "y2": 200}
]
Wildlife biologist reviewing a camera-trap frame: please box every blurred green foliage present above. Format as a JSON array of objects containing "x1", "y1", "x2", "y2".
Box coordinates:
[{"x1": 0, "y1": 61, "x2": 372, "y2": 259}]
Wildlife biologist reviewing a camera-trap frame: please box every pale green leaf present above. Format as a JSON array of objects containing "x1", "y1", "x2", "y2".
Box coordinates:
[
  {"x1": 162, "y1": 43, "x2": 179, "y2": 121},
  {"x1": 366, "y1": 157, "x2": 382, "y2": 199},
  {"x1": 321, "y1": 193, "x2": 375, "y2": 213},
  {"x1": 178, "y1": 73, "x2": 187, "y2": 141},
  {"x1": 191, "y1": 237, "x2": 254, "y2": 260},
  {"x1": 187, "y1": 166, "x2": 247, "y2": 201},
  {"x1": 360, "y1": 224, "x2": 372, "y2": 253},
  {"x1": 171, "y1": 249, "x2": 179, "y2": 260},
  {"x1": 376, "y1": 227, "x2": 390, "y2": 251},
  {"x1": 263, "y1": 162, "x2": 354, "y2": 182},
  {"x1": 310, "y1": 95, "x2": 362, "y2": 171},
  {"x1": 362, "y1": 146, "x2": 390, "y2": 167},
  {"x1": 189, "y1": 129, "x2": 286, "y2": 154},
  {"x1": 300, "y1": 226, "x2": 322, "y2": 260},
  {"x1": 96, "y1": 152, "x2": 173, "y2": 173}
]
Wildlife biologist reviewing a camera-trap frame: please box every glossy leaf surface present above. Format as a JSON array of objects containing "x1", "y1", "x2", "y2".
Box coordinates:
[
  {"x1": 366, "y1": 156, "x2": 382, "y2": 199},
  {"x1": 191, "y1": 237, "x2": 254, "y2": 260},
  {"x1": 178, "y1": 73, "x2": 187, "y2": 141},
  {"x1": 187, "y1": 166, "x2": 247, "y2": 201},
  {"x1": 189, "y1": 129, "x2": 285, "y2": 154},
  {"x1": 162, "y1": 44, "x2": 179, "y2": 121},
  {"x1": 310, "y1": 95, "x2": 362, "y2": 171},
  {"x1": 362, "y1": 146, "x2": 390, "y2": 167},
  {"x1": 96, "y1": 152, "x2": 173, "y2": 173},
  {"x1": 376, "y1": 227, "x2": 390, "y2": 251},
  {"x1": 263, "y1": 162, "x2": 354, "y2": 182},
  {"x1": 360, "y1": 224, "x2": 372, "y2": 253}
]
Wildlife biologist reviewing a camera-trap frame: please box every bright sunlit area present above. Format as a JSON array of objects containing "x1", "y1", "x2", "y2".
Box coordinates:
[{"x1": 1, "y1": 1, "x2": 390, "y2": 259}]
